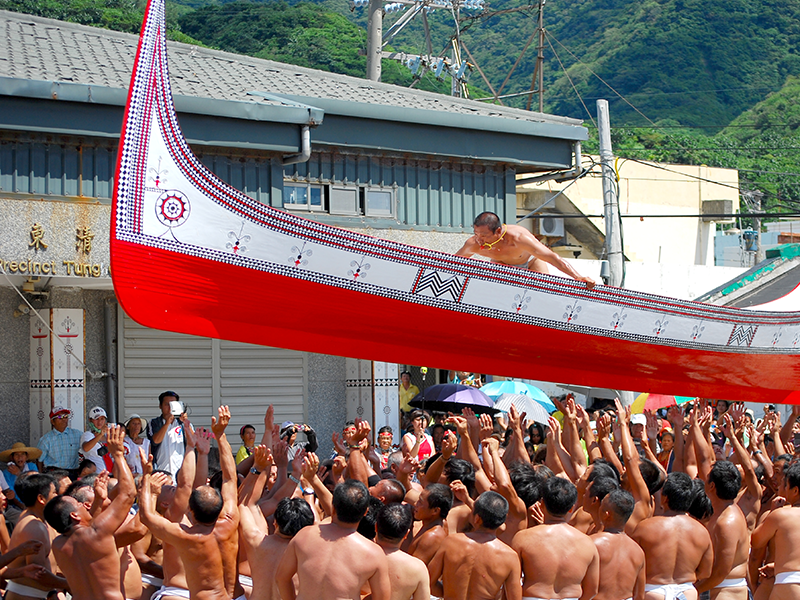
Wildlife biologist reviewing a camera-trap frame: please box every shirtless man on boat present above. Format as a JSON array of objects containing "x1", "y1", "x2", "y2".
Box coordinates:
[{"x1": 456, "y1": 211, "x2": 596, "y2": 288}]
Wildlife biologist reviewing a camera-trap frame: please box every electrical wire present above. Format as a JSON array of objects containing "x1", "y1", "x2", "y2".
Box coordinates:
[
  {"x1": 0, "y1": 266, "x2": 106, "y2": 379},
  {"x1": 545, "y1": 31, "x2": 595, "y2": 128}
]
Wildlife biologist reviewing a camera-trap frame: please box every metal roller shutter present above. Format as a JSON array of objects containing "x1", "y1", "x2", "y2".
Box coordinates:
[{"x1": 119, "y1": 310, "x2": 307, "y2": 455}]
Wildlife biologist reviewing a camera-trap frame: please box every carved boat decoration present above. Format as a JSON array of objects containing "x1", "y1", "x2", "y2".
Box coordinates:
[{"x1": 111, "y1": 0, "x2": 800, "y2": 403}]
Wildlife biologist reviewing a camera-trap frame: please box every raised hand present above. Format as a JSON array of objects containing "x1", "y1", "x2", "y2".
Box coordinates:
[
  {"x1": 596, "y1": 413, "x2": 612, "y2": 440},
  {"x1": 272, "y1": 439, "x2": 289, "y2": 469},
  {"x1": 667, "y1": 405, "x2": 685, "y2": 429},
  {"x1": 478, "y1": 413, "x2": 494, "y2": 441},
  {"x1": 264, "y1": 404, "x2": 274, "y2": 431},
  {"x1": 291, "y1": 449, "x2": 307, "y2": 475},
  {"x1": 508, "y1": 404, "x2": 527, "y2": 431},
  {"x1": 302, "y1": 452, "x2": 320, "y2": 482},
  {"x1": 546, "y1": 416, "x2": 561, "y2": 441},
  {"x1": 211, "y1": 405, "x2": 231, "y2": 437},
  {"x1": 576, "y1": 404, "x2": 592, "y2": 433},
  {"x1": 106, "y1": 424, "x2": 125, "y2": 456},
  {"x1": 481, "y1": 436, "x2": 500, "y2": 455},
  {"x1": 447, "y1": 415, "x2": 469, "y2": 437},
  {"x1": 729, "y1": 402, "x2": 746, "y2": 427},
  {"x1": 332, "y1": 455, "x2": 347, "y2": 481},
  {"x1": 149, "y1": 471, "x2": 171, "y2": 497},
  {"x1": 139, "y1": 448, "x2": 154, "y2": 476},
  {"x1": 331, "y1": 432, "x2": 346, "y2": 456},
  {"x1": 462, "y1": 407, "x2": 480, "y2": 431},
  {"x1": 450, "y1": 479, "x2": 469, "y2": 504},
  {"x1": 441, "y1": 430, "x2": 458, "y2": 459},
  {"x1": 350, "y1": 418, "x2": 372, "y2": 445},
  {"x1": 94, "y1": 470, "x2": 110, "y2": 503},
  {"x1": 563, "y1": 398, "x2": 578, "y2": 425},
  {"x1": 614, "y1": 398, "x2": 630, "y2": 425},
  {"x1": 398, "y1": 455, "x2": 419, "y2": 477},
  {"x1": 253, "y1": 445, "x2": 273, "y2": 473},
  {"x1": 720, "y1": 413, "x2": 734, "y2": 439},
  {"x1": 195, "y1": 427, "x2": 213, "y2": 455}
]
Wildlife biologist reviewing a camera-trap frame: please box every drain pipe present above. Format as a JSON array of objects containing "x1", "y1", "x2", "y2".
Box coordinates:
[
  {"x1": 104, "y1": 297, "x2": 118, "y2": 424},
  {"x1": 282, "y1": 125, "x2": 311, "y2": 166}
]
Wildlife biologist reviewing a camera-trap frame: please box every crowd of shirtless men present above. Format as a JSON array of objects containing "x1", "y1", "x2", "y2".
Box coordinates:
[{"x1": 1, "y1": 395, "x2": 800, "y2": 600}]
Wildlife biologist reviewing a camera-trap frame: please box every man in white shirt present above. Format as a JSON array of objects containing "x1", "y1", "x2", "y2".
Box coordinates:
[{"x1": 147, "y1": 391, "x2": 190, "y2": 480}]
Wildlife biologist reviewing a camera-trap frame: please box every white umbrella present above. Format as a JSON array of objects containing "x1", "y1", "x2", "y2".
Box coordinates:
[{"x1": 494, "y1": 393, "x2": 551, "y2": 425}]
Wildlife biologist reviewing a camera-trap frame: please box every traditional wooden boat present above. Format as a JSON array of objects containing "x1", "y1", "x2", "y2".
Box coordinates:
[{"x1": 111, "y1": 0, "x2": 800, "y2": 403}]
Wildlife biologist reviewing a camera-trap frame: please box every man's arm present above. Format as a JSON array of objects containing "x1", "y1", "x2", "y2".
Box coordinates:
[
  {"x1": 428, "y1": 544, "x2": 446, "y2": 599},
  {"x1": 239, "y1": 445, "x2": 271, "y2": 548},
  {"x1": 448, "y1": 416, "x2": 492, "y2": 493},
  {"x1": 366, "y1": 554, "x2": 392, "y2": 600},
  {"x1": 614, "y1": 401, "x2": 651, "y2": 512},
  {"x1": 504, "y1": 553, "x2": 523, "y2": 600},
  {"x1": 150, "y1": 415, "x2": 173, "y2": 445},
  {"x1": 780, "y1": 406, "x2": 800, "y2": 447},
  {"x1": 454, "y1": 236, "x2": 480, "y2": 258},
  {"x1": 721, "y1": 414, "x2": 761, "y2": 501},
  {"x1": 516, "y1": 229, "x2": 595, "y2": 288},
  {"x1": 346, "y1": 419, "x2": 372, "y2": 488},
  {"x1": 301, "y1": 452, "x2": 333, "y2": 517},
  {"x1": 696, "y1": 517, "x2": 738, "y2": 592},
  {"x1": 579, "y1": 547, "x2": 600, "y2": 600},
  {"x1": 93, "y1": 425, "x2": 137, "y2": 536},
  {"x1": 483, "y1": 437, "x2": 527, "y2": 525},
  {"x1": 275, "y1": 538, "x2": 300, "y2": 600},
  {"x1": 165, "y1": 427, "x2": 197, "y2": 523},
  {"x1": 211, "y1": 405, "x2": 239, "y2": 521},
  {"x1": 688, "y1": 405, "x2": 714, "y2": 482},
  {"x1": 138, "y1": 471, "x2": 188, "y2": 549}
]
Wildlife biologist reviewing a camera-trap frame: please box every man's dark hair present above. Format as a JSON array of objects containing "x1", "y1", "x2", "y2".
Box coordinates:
[
  {"x1": 16, "y1": 473, "x2": 55, "y2": 507},
  {"x1": 275, "y1": 497, "x2": 315, "y2": 537},
  {"x1": 65, "y1": 480, "x2": 93, "y2": 504},
  {"x1": 333, "y1": 480, "x2": 371, "y2": 524},
  {"x1": 443, "y1": 458, "x2": 475, "y2": 496},
  {"x1": 662, "y1": 472, "x2": 694, "y2": 512},
  {"x1": 775, "y1": 454, "x2": 792, "y2": 466},
  {"x1": 709, "y1": 460, "x2": 742, "y2": 500},
  {"x1": 473, "y1": 491, "x2": 508, "y2": 530},
  {"x1": 688, "y1": 477, "x2": 713, "y2": 521},
  {"x1": 431, "y1": 423, "x2": 445, "y2": 434},
  {"x1": 785, "y1": 462, "x2": 800, "y2": 491},
  {"x1": 48, "y1": 469, "x2": 71, "y2": 482},
  {"x1": 473, "y1": 211, "x2": 502, "y2": 231},
  {"x1": 188, "y1": 486, "x2": 223, "y2": 525},
  {"x1": 425, "y1": 483, "x2": 453, "y2": 519},
  {"x1": 400, "y1": 371, "x2": 411, "y2": 378},
  {"x1": 44, "y1": 496, "x2": 78, "y2": 534},
  {"x1": 77, "y1": 459, "x2": 96, "y2": 476},
  {"x1": 509, "y1": 462, "x2": 553, "y2": 508},
  {"x1": 542, "y1": 476, "x2": 577, "y2": 516},
  {"x1": 588, "y1": 476, "x2": 619, "y2": 503},
  {"x1": 639, "y1": 459, "x2": 666, "y2": 495},
  {"x1": 376, "y1": 503, "x2": 413, "y2": 542},
  {"x1": 603, "y1": 488, "x2": 635, "y2": 524},
  {"x1": 588, "y1": 459, "x2": 620, "y2": 485},
  {"x1": 158, "y1": 390, "x2": 179, "y2": 405},
  {"x1": 378, "y1": 426, "x2": 393, "y2": 436},
  {"x1": 344, "y1": 420, "x2": 356, "y2": 429},
  {"x1": 357, "y1": 496, "x2": 385, "y2": 540},
  {"x1": 380, "y1": 479, "x2": 406, "y2": 504}
]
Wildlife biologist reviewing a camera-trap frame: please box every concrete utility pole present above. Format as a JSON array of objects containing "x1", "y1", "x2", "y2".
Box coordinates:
[
  {"x1": 752, "y1": 190, "x2": 765, "y2": 264},
  {"x1": 597, "y1": 99, "x2": 624, "y2": 287},
  {"x1": 367, "y1": 0, "x2": 383, "y2": 81}
]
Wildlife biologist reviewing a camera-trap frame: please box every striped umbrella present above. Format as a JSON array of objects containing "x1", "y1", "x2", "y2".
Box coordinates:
[{"x1": 480, "y1": 380, "x2": 556, "y2": 412}]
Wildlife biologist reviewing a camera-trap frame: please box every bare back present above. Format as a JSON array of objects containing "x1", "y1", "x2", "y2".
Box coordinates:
[
  {"x1": 432, "y1": 532, "x2": 521, "y2": 600},
  {"x1": 6, "y1": 512, "x2": 53, "y2": 595},
  {"x1": 591, "y1": 531, "x2": 646, "y2": 600},
  {"x1": 513, "y1": 522, "x2": 599, "y2": 600},
  {"x1": 383, "y1": 547, "x2": 430, "y2": 600},
  {"x1": 631, "y1": 514, "x2": 713, "y2": 600},
  {"x1": 52, "y1": 525, "x2": 125, "y2": 600},
  {"x1": 245, "y1": 533, "x2": 292, "y2": 600},
  {"x1": 167, "y1": 523, "x2": 229, "y2": 600},
  {"x1": 279, "y1": 522, "x2": 390, "y2": 600}
]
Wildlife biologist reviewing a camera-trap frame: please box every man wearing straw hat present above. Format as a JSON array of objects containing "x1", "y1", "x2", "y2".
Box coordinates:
[
  {"x1": 0, "y1": 442, "x2": 41, "y2": 525},
  {"x1": 36, "y1": 406, "x2": 83, "y2": 479}
]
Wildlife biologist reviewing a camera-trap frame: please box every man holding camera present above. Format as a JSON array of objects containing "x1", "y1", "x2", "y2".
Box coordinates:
[{"x1": 148, "y1": 391, "x2": 192, "y2": 480}]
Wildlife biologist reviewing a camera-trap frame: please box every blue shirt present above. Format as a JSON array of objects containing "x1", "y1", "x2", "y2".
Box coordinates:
[
  {"x1": 0, "y1": 462, "x2": 38, "y2": 491},
  {"x1": 37, "y1": 427, "x2": 83, "y2": 469}
]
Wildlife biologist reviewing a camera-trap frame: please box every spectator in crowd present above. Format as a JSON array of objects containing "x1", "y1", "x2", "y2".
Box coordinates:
[
  {"x1": 123, "y1": 414, "x2": 150, "y2": 476},
  {"x1": 36, "y1": 405, "x2": 82, "y2": 478},
  {"x1": 374, "y1": 426, "x2": 397, "y2": 471},
  {"x1": 147, "y1": 390, "x2": 190, "y2": 480},
  {"x1": 80, "y1": 406, "x2": 112, "y2": 472},
  {"x1": 402, "y1": 410, "x2": 435, "y2": 463},
  {"x1": 280, "y1": 421, "x2": 318, "y2": 463},
  {"x1": 235, "y1": 424, "x2": 257, "y2": 464},
  {"x1": 0, "y1": 442, "x2": 41, "y2": 523},
  {"x1": 398, "y1": 371, "x2": 420, "y2": 413}
]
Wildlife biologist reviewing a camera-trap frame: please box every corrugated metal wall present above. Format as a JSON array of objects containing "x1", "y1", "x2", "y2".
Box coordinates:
[
  {"x1": 1, "y1": 134, "x2": 515, "y2": 228},
  {"x1": 288, "y1": 152, "x2": 515, "y2": 229}
]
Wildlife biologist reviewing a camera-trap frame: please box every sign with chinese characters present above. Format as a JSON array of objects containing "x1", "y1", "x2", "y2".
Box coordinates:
[{"x1": 29, "y1": 309, "x2": 86, "y2": 444}]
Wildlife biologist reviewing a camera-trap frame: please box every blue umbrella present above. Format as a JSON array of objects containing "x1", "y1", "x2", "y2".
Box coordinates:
[
  {"x1": 481, "y1": 380, "x2": 556, "y2": 412},
  {"x1": 409, "y1": 384, "x2": 499, "y2": 415}
]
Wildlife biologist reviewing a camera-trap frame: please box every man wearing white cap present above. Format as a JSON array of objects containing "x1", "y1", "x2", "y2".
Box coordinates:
[
  {"x1": 80, "y1": 406, "x2": 112, "y2": 472},
  {"x1": 36, "y1": 406, "x2": 83, "y2": 478}
]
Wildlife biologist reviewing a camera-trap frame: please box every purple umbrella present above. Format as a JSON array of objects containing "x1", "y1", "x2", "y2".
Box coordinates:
[{"x1": 409, "y1": 383, "x2": 499, "y2": 415}]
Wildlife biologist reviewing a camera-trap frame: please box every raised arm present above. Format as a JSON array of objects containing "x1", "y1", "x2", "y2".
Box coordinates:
[
  {"x1": 504, "y1": 406, "x2": 532, "y2": 466},
  {"x1": 578, "y1": 405, "x2": 601, "y2": 464},
  {"x1": 239, "y1": 445, "x2": 271, "y2": 547},
  {"x1": 301, "y1": 452, "x2": 333, "y2": 517},
  {"x1": 667, "y1": 406, "x2": 687, "y2": 474},
  {"x1": 688, "y1": 404, "x2": 714, "y2": 482},
  {"x1": 721, "y1": 414, "x2": 761, "y2": 501},
  {"x1": 545, "y1": 417, "x2": 567, "y2": 477},
  {"x1": 425, "y1": 430, "x2": 457, "y2": 487},
  {"x1": 562, "y1": 399, "x2": 588, "y2": 479},
  {"x1": 595, "y1": 414, "x2": 623, "y2": 475},
  {"x1": 93, "y1": 425, "x2": 136, "y2": 536},
  {"x1": 165, "y1": 425, "x2": 197, "y2": 523},
  {"x1": 780, "y1": 406, "x2": 800, "y2": 447},
  {"x1": 194, "y1": 427, "x2": 212, "y2": 488},
  {"x1": 211, "y1": 405, "x2": 239, "y2": 520},
  {"x1": 448, "y1": 416, "x2": 492, "y2": 493},
  {"x1": 615, "y1": 402, "x2": 649, "y2": 505},
  {"x1": 138, "y1": 465, "x2": 187, "y2": 552},
  {"x1": 345, "y1": 418, "x2": 372, "y2": 488}
]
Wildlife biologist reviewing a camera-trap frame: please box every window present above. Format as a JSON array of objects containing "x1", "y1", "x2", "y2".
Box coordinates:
[
  {"x1": 365, "y1": 189, "x2": 393, "y2": 217},
  {"x1": 284, "y1": 183, "x2": 324, "y2": 211}
]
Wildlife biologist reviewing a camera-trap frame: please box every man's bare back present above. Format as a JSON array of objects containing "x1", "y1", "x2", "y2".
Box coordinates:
[
  {"x1": 382, "y1": 546, "x2": 430, "y2": 600},
  {"x1": 6, "y1": 511, "x2": 59, "y2": 599},
  {"x1": 513, "y1": 522, "x2": 599, "y2": 600},
  {"x1": 431, "y1": 531, "x2": 521, "y2": 600},
  {"x1": 277, "y1": 521, "x2": 390, "y2": 600},
  {"x1": 631, "y1": 514, "x2": 713, "y2": 600},
  {"x1": 592, "y1": 531, "x2": 645, "y2": 600},
  {"x1": 752, "y1": 502, "x2": 800, "y2": 600}
]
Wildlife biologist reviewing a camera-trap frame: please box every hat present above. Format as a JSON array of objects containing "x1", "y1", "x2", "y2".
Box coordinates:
[
  {"x1": 124, "y1": 414, "x2": 147, "y2": 429},
  {"x1": 49, "y1": 405, "x2": 71, "y2": 420},
  {"x1": 280, "y1": 420, "x2": 295, "y2": 431},
  {"x1": 0, "y1": 442, "x2": 42, "y2": 463},
  {"x1": 631, "y1": 414, "x2": 647, "y2": 426},
  {"x1": 88, "y1": 406, "x2": 107, "y2": 420}
]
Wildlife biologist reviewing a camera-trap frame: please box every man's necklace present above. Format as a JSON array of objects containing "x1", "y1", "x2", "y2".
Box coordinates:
[{"x1": 481, "y1": 224, "x2": 506, "y2": 249}]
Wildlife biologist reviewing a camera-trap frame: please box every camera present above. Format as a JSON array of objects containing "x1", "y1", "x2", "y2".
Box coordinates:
[
  {"x1": 169, "y1": 400, "x2": 184, "y2": 416},
  {"x1": 97, "y1": 446, "x2": 109, "y2": 457}
]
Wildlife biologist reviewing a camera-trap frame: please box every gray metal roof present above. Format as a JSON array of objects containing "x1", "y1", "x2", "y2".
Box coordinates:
[{"x1": 0, "y1": 9, "x2": 586, "y2": 139}]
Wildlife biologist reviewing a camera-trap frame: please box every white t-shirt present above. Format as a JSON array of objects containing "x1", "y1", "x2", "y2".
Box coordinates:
[
  {"x1": 123, "y1": 437, "x2": 151, "y2": 475},
  {"x1": 156, "y1": 421, "x2": 186, "y2": 480},
  {"x1": 80, "y1": 430, "x2": 109, "y2": 471}
]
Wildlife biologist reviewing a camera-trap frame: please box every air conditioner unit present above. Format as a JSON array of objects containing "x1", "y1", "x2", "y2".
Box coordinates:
[{"x1": 537, "y1": 215, "x2": 564, "y2": 237}]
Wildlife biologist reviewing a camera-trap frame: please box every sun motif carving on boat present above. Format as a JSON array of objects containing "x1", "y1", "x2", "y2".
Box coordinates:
[{"x1": 155, "y1": 190, "x2": 191, "y2": 228}]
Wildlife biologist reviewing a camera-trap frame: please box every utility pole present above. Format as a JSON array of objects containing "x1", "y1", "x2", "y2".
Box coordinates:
[
  {"x1": 597, "y1": 99, "x2": 624, "y2": 287},
  {"x1": 537, "y1": 0, "x2": 544, "y2": 113},
  {"x1": 366, "y1": 0, "x2": 382, "y2": 81},
  {"x1": 752, "y1": 190, "x2": 765, "y2": 264}
]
